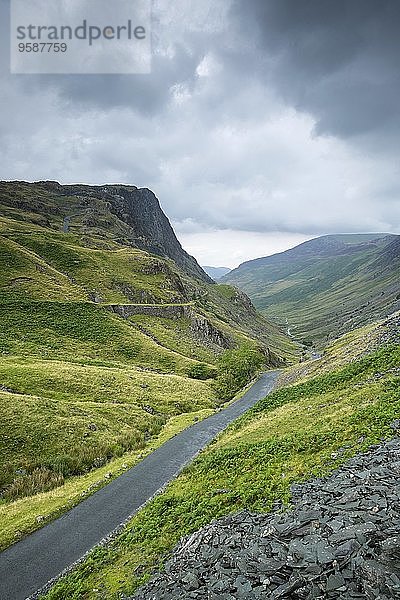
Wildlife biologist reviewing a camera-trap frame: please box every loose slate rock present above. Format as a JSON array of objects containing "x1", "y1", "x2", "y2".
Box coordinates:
[{"x1": 132, "y1": 439, "x2": 400, "y2": 599}]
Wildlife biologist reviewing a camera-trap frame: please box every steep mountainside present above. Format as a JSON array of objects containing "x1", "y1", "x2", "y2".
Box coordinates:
[
  {"x1": 0, "y1": 180, "x2": 294, "y2": 531},
  {"x1": 223, "y1": 234, "x2": 400, "y2": 346},
  {"x1": 0, "y1": 180, "x2": 211, "y2": 283},
  {"x1": 0, "y1": 180, "x2": 292, "y2": 360}
]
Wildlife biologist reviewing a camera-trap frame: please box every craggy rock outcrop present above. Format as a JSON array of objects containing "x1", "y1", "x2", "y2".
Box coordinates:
[
  {"x1": 231, "y1": 288, "x2": 257, "y2": 314},
  {"x1": 61, "y1": 183, "x2": 210, "y2": 283},
  {"x1": 106, "y1": 303, "x2": 233, "y2": 349},
  {"x1": 190, "y1": 315, "x2": 232, "y2": 349},
  {"x1": 105, "y1": 186, "x2": 211, "y2": 282},
  {"x1": 133, "y1": 437, "x2": 400, "y2": 600}
]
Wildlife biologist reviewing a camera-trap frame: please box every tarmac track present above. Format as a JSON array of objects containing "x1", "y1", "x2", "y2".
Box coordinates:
[{"x1": 0, "y1": 371, "x2": 279, "y2": 600}]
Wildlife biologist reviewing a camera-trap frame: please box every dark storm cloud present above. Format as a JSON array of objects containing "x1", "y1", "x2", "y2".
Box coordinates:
[
  {"x1": 38, "y1": 46, "x2": 200, "y2": 114},
  {"x1": 3, "y1": 0, "x2": 399, "y2": 134},
  {"x1": 0, "y1": 0, "x2": 204, "y2": 116},
  {"x1": 233, "y1": 0, "x2": 400, "y2": 141}
]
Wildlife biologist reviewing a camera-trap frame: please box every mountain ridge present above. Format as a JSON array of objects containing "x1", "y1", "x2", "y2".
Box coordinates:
[
  {"x1": 227, "y1": 233, "x2": 394, "y2": 273},
  {"x1": 0, "y1": 179, "x2": 293, "y2": 361},
  {"x1": 223, "y1": 233, "x2": 400, "y2": 345},
  {"x1": 0, "y1": 180, "x2": 212, "y2": 283}
]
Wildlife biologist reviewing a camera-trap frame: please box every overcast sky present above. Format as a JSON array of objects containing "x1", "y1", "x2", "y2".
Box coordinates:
[{"x1": 1, "y1": 0, "x2": 399, "y2": 268}]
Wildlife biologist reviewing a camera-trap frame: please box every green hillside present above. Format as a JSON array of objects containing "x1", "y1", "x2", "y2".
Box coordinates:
[
  {"x1": 1, "y1": 182, "x2": 398, "y2": 600},
  {"x1": 223, "y1": 233, "x2": 400, "y2": 346},
  {"x1": 0, "y1": 180, "x2": 295, "y2": 541},
  {"x1": 40, "y1": 312, "x2": 400, "y2": 600}
]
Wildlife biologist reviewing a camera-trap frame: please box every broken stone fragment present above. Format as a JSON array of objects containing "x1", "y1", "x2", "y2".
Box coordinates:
[{"x1": 132, "y1": 438, "x2": 400, "y2": 600}]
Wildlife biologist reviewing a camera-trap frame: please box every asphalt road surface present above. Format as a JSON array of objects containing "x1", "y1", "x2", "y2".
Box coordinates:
[{"x1": 0, "y1": 371, "x2": 279, "y2": 600}]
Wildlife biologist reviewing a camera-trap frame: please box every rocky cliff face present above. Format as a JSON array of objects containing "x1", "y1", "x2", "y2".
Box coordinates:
[
  {"x1": 102, "y1": 185, "x2": 211, "y2": 282},
  {"x1": 0, "y1": 181, "x2": 211, "y2": 283}
]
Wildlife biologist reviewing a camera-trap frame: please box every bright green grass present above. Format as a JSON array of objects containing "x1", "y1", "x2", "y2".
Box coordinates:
[
  {"x1": 41, "y1": 344, "x2": 400, "y2": 600},
  {"x1": 129, "y1": 314, "x2": 220, "y2": 363},
  {"x1": 0, "y1": 228, "x2": 296, "y2": 365},
  {"x1": 0, "y1": 357, "x2": 214, "y2": 409},
  {"x1": 0, "y1": 390, "x2": 158, "y2": 488},
  {"x1": 0, "y1": 356, "x2": 214, "y2": 492},
  {"x1": 214, "y1": 284, "x2": 237, "y2": 299},
  {"x1": 0, "y1": 235, "x2": 86, "y2": 302},
  {"x1": 0, "y1": 301, "x2": 201, "y2": 374},
  {"x1": 0, "y1": 215, "x2": 52, "y2": 234},
  {"x1": 0, "y1": 209, "x2": 298, "y2": 365},
  {"x1": 0, "y1": 299, "x2": 218, "y2": 513},
  {"x1": 0, "y1": 407, "x2": 214, "y2": 551},
  {"x1": 4, "y1": 232, "x2": 183, "y2": 304}
]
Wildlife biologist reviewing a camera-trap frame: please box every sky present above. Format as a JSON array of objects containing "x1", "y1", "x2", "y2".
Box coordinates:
[{"x1": 1, "y1": 0, "x2": 400, "y2": 268}]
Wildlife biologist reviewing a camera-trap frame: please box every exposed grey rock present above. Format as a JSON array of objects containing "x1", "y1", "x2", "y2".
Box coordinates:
[
  {"x1": 0, "y1": 384, "x2": 21, "y2": 394},
  {"x1": 190, "y1": 314, "x2": 232, "y2": 349},
  {"x1": 132, "y1": 438, "x2": 400, "y2": 599}
]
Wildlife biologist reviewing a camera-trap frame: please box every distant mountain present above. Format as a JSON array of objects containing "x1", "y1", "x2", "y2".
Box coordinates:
[
  {"x1": 202, "y1": 266, "x2": 231, "y2": 280},
  {"x1": 223, "y1": 233, "x2": 400, "y2": 346}
]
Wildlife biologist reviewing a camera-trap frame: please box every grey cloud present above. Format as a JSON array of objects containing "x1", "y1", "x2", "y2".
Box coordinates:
[
  {"x1": 4, "y1": 49, "x2": 201, "y2": 117},
  {"x1": 35, "y1": 43, "x2": 202, "y2": 115},
  {"x1": 0, "y1": 0, "x2": 207, "y2": 116},
  {"x1": 233, "y1": 0, "x2": 400, "y2": 143}
]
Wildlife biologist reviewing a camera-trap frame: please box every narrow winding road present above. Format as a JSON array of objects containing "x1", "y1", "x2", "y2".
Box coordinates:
[{"x1": 0, "y1": 371, "x2": 279, "y2": 600}]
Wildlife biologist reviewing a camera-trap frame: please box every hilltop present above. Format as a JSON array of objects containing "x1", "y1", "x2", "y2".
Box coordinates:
[
  {"x1": 0, "y1": 180, "x2": 210, "y2": 282},
  {"x1": 223, "y1": 233, "x2": 400, "y2": 346},
  {"x1": 0, "y1": 180, "x2": 291, "y2": 356}
]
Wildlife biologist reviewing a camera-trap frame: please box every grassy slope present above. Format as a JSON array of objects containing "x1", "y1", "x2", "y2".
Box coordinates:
[
  {"x1": 0, "y1": 227, "x2": 293, "y2": 360},
  {"x1": 4, "y1": 231, "x2": 185, "y2": 304},
  {"x1": 0, "y1": 407, "x2": 214, "y2": 551},
  {"x1": 0, "y1": 247, "x2": 214, "y2": 510},
  {"x1": 128, "y1": 315, "x2": 217, "y2": 363},
  {"x1": 0, "y1": 301, "x2": 203, "y2": 371},
  {"x1": 0, "y1": 301, "x2": 216, "y2": 528},
  {"x1": 223, "y1": 234, "x2": 400, "y2": 346},
  {"x1": 278, "y1": 310, "x2": 400, "y2": 387},
  {"x1": 41, "y1": 320, "x2": 400, "y2": 600}
]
